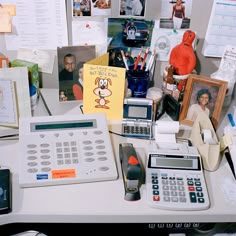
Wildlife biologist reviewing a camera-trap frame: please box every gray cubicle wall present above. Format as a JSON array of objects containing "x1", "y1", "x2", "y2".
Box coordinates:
[{"x1": 0, "y1": 0, "x2": 223, "y2": 91}]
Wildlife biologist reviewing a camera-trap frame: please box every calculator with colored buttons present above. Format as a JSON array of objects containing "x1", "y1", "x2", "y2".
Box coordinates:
[
  {"x1": 19, "y1": 113, "x2": 118, "y2": 188},
  {"x1": 145, "y1": 153, "x2": 210, "y2": 210}
]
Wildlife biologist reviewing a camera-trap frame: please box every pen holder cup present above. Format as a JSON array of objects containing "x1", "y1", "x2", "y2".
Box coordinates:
[{"x1": 126, "y1": 66, "x2": 150, "y2": 98}]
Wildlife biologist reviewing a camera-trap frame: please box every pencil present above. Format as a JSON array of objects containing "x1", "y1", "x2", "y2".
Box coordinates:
[
  {"x1": 140, "y1": 47, "x2": 149, "y2": 70},
  {"x1": 133, "y1": 49, "x2": 142, "y2": 71}
]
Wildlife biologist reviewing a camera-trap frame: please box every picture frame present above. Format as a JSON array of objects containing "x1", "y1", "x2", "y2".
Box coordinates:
[{"x1": 179, "y1": 74, "x2": 228, "y2": 129}]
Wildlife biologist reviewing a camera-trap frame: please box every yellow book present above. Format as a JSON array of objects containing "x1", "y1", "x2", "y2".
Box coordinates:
[{"x1": 83, "y1": 53, "x2": 126, "y2": 121}]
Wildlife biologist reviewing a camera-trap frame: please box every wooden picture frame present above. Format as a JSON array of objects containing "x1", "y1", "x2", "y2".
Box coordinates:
[{"x1": 179, "y1": 74, "x2": 228, "y2": 129}]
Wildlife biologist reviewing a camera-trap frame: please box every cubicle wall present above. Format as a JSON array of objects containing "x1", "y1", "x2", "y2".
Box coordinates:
[{"x1": 0, "y1": 0, "x2": 226, "y2": 93}]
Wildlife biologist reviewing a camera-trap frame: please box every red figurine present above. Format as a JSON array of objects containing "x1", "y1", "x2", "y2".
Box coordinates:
[{"x1": 169, "y1": 30, "x2": 196, "y2": 75}]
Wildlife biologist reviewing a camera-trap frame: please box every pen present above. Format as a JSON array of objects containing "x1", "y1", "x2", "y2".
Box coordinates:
[
  {"x1": 140, "y1": 47, "x2": 149, "y2": 71},
  {"x1": 145, "y1": 49, "x2": 156, "y2": 72},
  {"x1": 120, "y1": 49, "x2": 129, "y2": 71},
  {"x1": 133, "y1": 49, "x2": 142, "y2": 71}
]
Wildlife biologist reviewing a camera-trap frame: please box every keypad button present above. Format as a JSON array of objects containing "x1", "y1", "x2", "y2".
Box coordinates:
[{"x1": 189, "y1": 192, "x2": 197, "y2": 203}]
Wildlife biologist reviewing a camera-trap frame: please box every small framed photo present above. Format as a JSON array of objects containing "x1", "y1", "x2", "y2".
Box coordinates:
[{"x1": 179, "y1": 74, "x2": 228, "y2": 129}]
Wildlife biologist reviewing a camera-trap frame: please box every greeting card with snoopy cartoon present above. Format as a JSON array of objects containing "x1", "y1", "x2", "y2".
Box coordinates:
[{"x1": 83, "y1": 53, "x2": 126, "y2": 120}]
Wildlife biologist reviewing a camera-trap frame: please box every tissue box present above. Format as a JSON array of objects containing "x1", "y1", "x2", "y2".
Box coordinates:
[{"x1": 11, "y1": 59, "x2": 40, "y2": 96}]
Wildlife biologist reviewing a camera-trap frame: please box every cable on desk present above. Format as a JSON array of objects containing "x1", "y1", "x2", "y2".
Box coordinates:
[
  {"x1": 0, "y1": 134, "x2": 19, "y2": 140},
  {"x1": 39, "y1": 90, "x2": 52, "y2": 116}
]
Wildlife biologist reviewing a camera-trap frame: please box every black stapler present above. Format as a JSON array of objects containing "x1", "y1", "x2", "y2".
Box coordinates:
[{"x1": 119, "y1": 143, "x2": 144, "y2": 201}]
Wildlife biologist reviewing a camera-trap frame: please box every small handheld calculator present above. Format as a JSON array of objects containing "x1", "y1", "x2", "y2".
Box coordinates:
[
  {"x1": 122, "y1": 98, "x2": 153, "y2": 138},
  {"x1": 146, "y1": 152, "x2": 210, "y2": 211}
]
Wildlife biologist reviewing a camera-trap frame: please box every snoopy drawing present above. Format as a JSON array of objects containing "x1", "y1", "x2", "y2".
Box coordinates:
[{"x1": 93, "y1": 77, "x2": 112, "y2": 109}]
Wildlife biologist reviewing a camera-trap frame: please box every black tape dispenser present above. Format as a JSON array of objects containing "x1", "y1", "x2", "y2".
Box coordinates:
[{"x1": 119, "y1": 143, "x2": 144, "y2": 201}]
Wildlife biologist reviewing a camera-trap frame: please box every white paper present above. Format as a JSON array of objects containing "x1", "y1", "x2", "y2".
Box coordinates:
[
  {"x1": 0, "y1": 80, "x2": 18, "y2": 126},
  {"x1": 72, "y1": 19, "x2": 108, "y2": 56},
  {"x1": 17, "y1": 48, "x2": 56, "y2": 74},
  {"x1": 2, "y1": 0, "x2": 68, "y2": 51},
  {"x1": 150, "y1": 28, "x2": 197, "y2": 61},
  {"x1": 202, "y1": 0, "x2": 236, "y2": 58},
  {"x1": 219, "y1": 45, "x2": 236, "y2": 78}
]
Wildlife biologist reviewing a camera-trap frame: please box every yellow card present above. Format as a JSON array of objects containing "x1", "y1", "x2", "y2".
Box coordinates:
[{"x1": 83, "y1": 53, "x2": 126, "y2": 121}]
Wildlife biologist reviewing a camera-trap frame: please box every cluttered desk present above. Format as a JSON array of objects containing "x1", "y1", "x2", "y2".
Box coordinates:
[
  {"x1": 1, "y1": 1, "x2": 236, "y2": 235},
  {"x1": 0, "y1": 87, "x2": 236, "y2": 235}
]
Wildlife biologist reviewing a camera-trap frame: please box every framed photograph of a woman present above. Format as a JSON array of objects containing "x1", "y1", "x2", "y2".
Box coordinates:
[{"x1": 179, "y1": 74, "x2": 228, "y2": 129}]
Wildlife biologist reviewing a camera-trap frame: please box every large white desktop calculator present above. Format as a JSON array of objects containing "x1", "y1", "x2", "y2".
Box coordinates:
[
  {"x1": 146, "y1": 150, "x2": 210, "y2": 211},
  {"x1": 19, "y1": 113, "x2": 118, "y2": 187}
]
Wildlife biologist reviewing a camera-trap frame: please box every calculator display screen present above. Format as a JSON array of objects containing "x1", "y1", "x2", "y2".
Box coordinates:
[
  {"x1": 129, "y1": 106, "x2": 147, "y2": 118},
  {"x1": 31, "y1": 119, "x2": 96, "y2": 132},
  {"x1": 148, "y1": 154, "x2": 200, "y2": 170}
]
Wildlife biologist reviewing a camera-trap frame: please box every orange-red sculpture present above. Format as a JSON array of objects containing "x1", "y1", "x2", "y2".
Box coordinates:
[{"x1": 169, "y1": 30, "x2": 196, "y2": 75}]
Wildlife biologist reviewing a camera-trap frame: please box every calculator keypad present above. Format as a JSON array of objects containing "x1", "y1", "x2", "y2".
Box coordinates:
[
  {"x1": 122, "y1": 125, "x2": 151, "y2": 137},
  {"x1": 146, "y1": 170, "x2": 210, "y2": 210},
  {"x1": 151, "y1": 173, "x2": 205, "y2": 204}
]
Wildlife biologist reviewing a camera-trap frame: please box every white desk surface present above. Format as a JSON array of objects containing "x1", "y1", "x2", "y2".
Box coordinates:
[{"x1": 0, "y1": 89, "x2": 236, "y2": 225}]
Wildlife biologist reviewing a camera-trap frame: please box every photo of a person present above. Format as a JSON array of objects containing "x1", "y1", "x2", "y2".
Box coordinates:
[
  {"x1": 59, "y1": 90, "x2": 68, "y2": 102},
  {"x1": 80, "y1": 0, "x2": 91, "y2": 16},
  {"x1": 73, "y1": 0, "x2": 91, "y2": 17},
  {"x1": 73, "y1": 0, "x2": 82, "y2": 17},
  {"x1": 179, "y1": 75, "x2": 227, "y2": 129},
  {"x1": 57, "y1": 45, "x2": 96, "y2": 101},
  {"x1": 120, "y1": 0, "x2": 127, "y2": 15},
  {"x1": 93, "y1": 0, "x2": 110, "y2": 8},
  {"x1": 126, "y1": 20, "x2": 137, "y2": 40},
  {"x1": 186, "y1": 88, "x2": 212, "y2": 122},
  {"x1": 170, "y1": 0, "x2": 186, "y2": 29},
  {"x1": 73, "y1": 61, "x2": 85, "y2": 100},
  {"x1": 159, "y1": 0, "x2": 192, "y2": 29},
  {"x1": 91, "y1": 0, "x2": 111, "y2": 16},
  {"x1": 119, "y1": 0, "x2": 145, "y2": 17},
  {"x1": 59, "y1": 53, "x2": 77, "y2": 81}
]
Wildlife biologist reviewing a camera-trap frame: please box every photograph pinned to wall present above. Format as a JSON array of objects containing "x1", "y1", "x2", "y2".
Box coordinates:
[
  {"x1": 119, "y1": 0, "x2": 146, "y2": 17},
  {"x1": 108, "y1": 18, "x2": 154, "y2": 48},
  {"x1": 72, "y1": 0, "x2": 91, "y2": 17},
  {"x1": 91, "y1": 0, "x2": 111, "y2": 16},
  {"x1": 159, "y1": 0, "x2": 193, "y2": 29},
  {"x1": 179, "y1": 74, "x2": 228, "y2": 129},
  {"x1": 57, "y1": 45, "x2": 96, "y2": 102}
]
